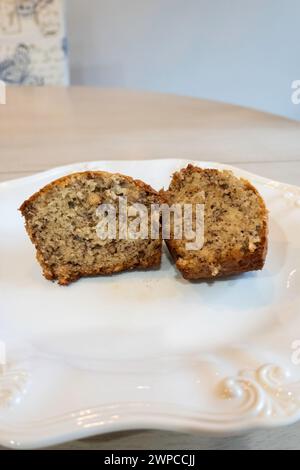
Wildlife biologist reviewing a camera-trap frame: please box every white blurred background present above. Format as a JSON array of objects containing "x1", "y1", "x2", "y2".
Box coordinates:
[{"x1": 66, "y1": 0, "x2": 300, "y2": 120}]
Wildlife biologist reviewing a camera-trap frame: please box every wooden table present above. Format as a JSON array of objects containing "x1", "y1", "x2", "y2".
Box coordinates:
[{"x1": 1, "y1": 87, "x2": 300, "y2": 450}]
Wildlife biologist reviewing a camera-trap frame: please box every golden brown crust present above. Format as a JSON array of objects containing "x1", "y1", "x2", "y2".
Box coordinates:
[
  {"x1": 164, "y1": 164, "x2": 268, "y2": 280},
  {"x1": 41, "y1": 250, "x2": 162, "y2": 286},
  {"x1": 20, "y1": 171, "x2": 162, "y2": 285},
  {"x1": 19, "y1": 170, "x2": 158, "y2": 214}
]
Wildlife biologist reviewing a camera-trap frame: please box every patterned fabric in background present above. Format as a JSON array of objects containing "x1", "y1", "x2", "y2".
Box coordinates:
[{"x1": 0, "y1": 0, "x2": 68, "y2": 85}]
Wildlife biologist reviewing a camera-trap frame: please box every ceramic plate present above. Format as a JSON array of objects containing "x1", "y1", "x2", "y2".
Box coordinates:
[{"x1": 0, "y1": 159, "x2": 300, "y2": 449}]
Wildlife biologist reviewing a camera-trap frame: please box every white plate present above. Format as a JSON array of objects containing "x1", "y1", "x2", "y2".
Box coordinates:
[{"x1": 0, "y1": 159, "x2": 300, "y2": 449}]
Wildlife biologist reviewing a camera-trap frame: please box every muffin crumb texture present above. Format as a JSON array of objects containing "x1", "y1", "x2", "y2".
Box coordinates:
[
  {"x1": 163, "y1": 165, "x2": 268, "y2": 279},
  {"x1": 20, "y1": 171, "x2": 162, "y2": 285}
]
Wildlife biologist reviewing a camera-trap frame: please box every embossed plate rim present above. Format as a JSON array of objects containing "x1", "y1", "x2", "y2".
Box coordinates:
[{"x1": 0, "y1": 159, "x2": 300, "y2": 449}]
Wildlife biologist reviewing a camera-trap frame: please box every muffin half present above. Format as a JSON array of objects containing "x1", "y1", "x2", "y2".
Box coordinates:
[
  {"x1": 163, "y1": 165, "x2": 268, "y2": 280},
  {"x1": 20, "y1": 171, "x2": 162, "y2": 285}
]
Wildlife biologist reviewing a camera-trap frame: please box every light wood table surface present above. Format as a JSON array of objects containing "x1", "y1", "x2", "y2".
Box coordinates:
[{"x1": 1, "y1": 87, "x2": 300, "y2": 450}]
